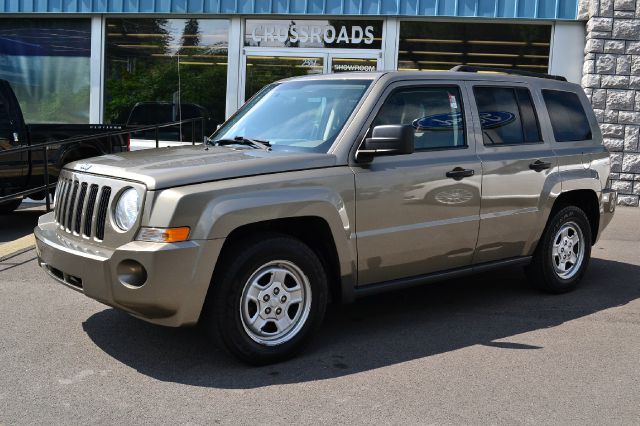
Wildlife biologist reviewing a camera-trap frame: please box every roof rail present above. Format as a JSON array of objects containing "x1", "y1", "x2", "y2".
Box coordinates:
[{"x1": 449, "y1": 65, "x2": 567, "y2": 82}]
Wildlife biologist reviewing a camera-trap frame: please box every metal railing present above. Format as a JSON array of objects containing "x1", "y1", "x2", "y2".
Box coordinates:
[{"x1": 0, "y1": 117, "x2": 206, "y2": 212}]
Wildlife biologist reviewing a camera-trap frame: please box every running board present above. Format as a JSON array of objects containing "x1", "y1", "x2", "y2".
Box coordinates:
[{"x1": 352, "y1": 256, "x2": 532, "y2": 299}]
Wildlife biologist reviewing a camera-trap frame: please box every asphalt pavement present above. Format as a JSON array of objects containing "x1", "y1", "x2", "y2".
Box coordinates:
[
  {"x1": 0, "y1": 208, "x2": 639, "y2": 425},
  {"x1": 0, "y1": 202, "x2": 45, "y2": 242}
]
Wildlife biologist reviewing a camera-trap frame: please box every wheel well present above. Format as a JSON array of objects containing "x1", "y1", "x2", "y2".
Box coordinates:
[
  {"x1": 550, "y1": 190, "x2": 600, "y2": 245},
  {"x1": 217, "y1": 217, "x2": 342, "y2": 303}
]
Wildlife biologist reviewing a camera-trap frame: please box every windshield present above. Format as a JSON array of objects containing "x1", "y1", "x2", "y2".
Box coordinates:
[{"x1": 213, "y1": 79, "x2": 372, "y2": 153}]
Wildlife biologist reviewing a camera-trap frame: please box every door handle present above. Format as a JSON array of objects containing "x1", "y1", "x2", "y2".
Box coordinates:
[
  {"x1": 446, "y1": 167, "x2": 475, "y2": 181},
  {"x1": 529, "y1": 160, "x2": 552, "y2": 172}
]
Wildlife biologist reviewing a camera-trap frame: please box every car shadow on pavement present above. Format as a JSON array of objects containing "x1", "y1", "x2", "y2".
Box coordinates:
[
  {"x1": 82, "y1": 257, "x2": 640, "y2": 389},
  {"x1": 0, "y1": 205, "x2": 45, "y2": 243}
]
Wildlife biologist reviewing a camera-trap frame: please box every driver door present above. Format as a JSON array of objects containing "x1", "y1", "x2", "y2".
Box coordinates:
[{"x1": 353, "y1": 81, "x2": 481, "y2": 286}]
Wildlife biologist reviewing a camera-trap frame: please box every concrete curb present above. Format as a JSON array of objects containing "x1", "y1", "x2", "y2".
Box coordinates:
[{"x1": 0, "y1": 234, "x2": 36, "y2": 261}]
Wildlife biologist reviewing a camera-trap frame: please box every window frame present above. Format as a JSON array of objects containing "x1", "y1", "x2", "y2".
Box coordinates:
[
  {"x1": 368, "y1": 84, "x2": 469, "y2": 152},
  {"x1": 541, "y1": 88, "x2": 593, "y2": 143},
  {"x1": 472, "y1": 85, "x2": 544, "y2": 147}
]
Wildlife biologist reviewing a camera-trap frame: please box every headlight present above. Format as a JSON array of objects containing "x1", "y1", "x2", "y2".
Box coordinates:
[{"x1": 114, "y1": 188, "x2": 140, "y2": 231}]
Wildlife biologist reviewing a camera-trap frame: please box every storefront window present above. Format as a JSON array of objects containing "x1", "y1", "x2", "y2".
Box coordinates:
[
  {"x1": 0, "y1": 19, "x2": 91, "y2": 123},
  {"x1": 398, "y1": 22, "x2": 551, "y2": 72},
  {"x1": 104, "y1": 19, "x2": 229, "y2": 139}
]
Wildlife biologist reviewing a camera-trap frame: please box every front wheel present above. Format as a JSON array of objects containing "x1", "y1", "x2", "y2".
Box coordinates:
[
  {"x1": 526, "y1": 206, "x2": 592, "y2": 293},
  {"x1": 203, "y1": 234, "x2": 328, "y2": 365}
]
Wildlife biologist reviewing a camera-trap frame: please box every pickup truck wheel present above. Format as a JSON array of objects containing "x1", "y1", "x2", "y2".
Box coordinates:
[
  {"x1": 0, "y1": 198, "x2": 22, "y2": 214},
  {"x1": 204, "y1": 235, "x2": 328, "y2": 365},
  {"x1": 526, "y1": 206, "x2": 592, "y2": 294}
]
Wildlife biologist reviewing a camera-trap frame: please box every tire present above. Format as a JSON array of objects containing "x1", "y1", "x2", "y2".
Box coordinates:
[
  {"x1": 203, "y1": 234, "x2": 328, "y2": 365},
  {"x1": 0, "y1": 198, "x2": 22, "y2": 214},
  {"x1": 526, "y1": 206, "x2": 592, "y2": 294}
]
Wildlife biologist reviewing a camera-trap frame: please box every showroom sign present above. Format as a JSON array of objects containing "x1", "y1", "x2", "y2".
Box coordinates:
[{"x1": 245, "y1": 20, "x2": 382, "y2": 49}]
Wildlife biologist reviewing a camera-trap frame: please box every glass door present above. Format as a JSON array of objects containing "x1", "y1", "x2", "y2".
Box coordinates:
[
  {"x1": 240, "y1": 50, "x2": 381, "y2": 104},
  {"x1": 243, "y1": 51, "x2": 326, "y2": 101}
]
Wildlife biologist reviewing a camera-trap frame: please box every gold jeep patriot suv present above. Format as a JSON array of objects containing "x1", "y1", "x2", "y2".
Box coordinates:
[{"x1": 35, "y1": 68, "x2": 617, "y2": 364}]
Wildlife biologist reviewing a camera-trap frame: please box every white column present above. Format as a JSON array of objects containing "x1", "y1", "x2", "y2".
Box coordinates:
[
  {"x1": 225, "y1": 17, "x2": 243, "y2": 119},
  {"x1": 382, "y1": 17, "x2": 400, "y2": 71},
  {"x1": 549, "y1": 21, "x2": 586, "y2": 84},
  {"x1": 89, "y1": 16, "x2": 105, "y2": 124}
]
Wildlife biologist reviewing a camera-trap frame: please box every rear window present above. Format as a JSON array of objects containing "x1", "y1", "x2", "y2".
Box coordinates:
[
  {"x1": 542, "y1": 90, "x2": 592, "y2": 142},
  {"x1": 128, "y1": 104, "x2": 173, "y2": 125}
]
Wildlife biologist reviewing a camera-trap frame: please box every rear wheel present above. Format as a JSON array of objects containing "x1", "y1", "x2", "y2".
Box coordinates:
[
  {"x1": 0, "y1": 198, "x2": 22, "y2": 214},
  {"x1": 526, "y1": 206, "x2": 592, "y2": 293},
  {"x1": 203, "y1": 234, "x2": 328, "y2": 365}
]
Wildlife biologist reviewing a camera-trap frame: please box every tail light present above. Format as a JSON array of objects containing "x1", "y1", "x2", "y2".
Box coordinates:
[{"x1": 125, "y1": 132, "x2": 131, "y2": 152}]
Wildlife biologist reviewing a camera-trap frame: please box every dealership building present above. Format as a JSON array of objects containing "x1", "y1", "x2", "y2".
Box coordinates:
[{"x1": 0, "y1": 0, "x2": 639, "y2": 205}]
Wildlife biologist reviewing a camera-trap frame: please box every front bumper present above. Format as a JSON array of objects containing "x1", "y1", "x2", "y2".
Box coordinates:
[{"x1": 34, "y1": 212, "x2": 224, "y2": 327}]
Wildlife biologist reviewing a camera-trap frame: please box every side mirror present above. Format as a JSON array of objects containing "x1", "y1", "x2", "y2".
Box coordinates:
[{"x1": 356, "y1": 125, "x2": 414, "y2": 162}]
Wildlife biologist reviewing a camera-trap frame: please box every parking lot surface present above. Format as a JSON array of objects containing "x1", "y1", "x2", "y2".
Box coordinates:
[
  {"x1": 0, "y1": 203, "x2": 45, "y2": 256},
  {"x1": 0, "y1": 208, "x2": 639, "y2": 425}
]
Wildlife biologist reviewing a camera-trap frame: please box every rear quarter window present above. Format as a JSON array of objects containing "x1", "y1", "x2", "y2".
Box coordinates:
[{"x1": 542, "y1": 90, "x2": 592, "y2": 142}]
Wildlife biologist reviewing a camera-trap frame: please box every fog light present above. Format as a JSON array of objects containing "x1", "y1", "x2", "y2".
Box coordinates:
[{"x1": 117, "y1": 259, "x2": 147, "y2": 288}]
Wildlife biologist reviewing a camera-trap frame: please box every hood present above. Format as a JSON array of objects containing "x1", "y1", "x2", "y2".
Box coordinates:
[{"x1": 66, "y1": 145, "x2": 338, "y2": 190}]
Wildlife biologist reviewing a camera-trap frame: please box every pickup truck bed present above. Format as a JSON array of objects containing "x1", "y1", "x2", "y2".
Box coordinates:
[{"x1": 0, "y1": 79, "x2": 129, "y2": 211}]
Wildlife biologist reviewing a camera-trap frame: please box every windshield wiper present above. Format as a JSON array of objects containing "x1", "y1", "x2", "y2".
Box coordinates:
[{"x1": 216, "y1": 136, "x2": 271, "y2": 151}]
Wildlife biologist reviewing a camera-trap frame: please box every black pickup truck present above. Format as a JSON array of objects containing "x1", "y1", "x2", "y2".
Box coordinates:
[{"x1": 0, "y1": 79, "x2": 129, "y2": 213}]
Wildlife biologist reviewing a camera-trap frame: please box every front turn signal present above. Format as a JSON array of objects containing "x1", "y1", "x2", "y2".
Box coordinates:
[{"x1": 136, "y1": 227, "x2": 190, "y2": 243}]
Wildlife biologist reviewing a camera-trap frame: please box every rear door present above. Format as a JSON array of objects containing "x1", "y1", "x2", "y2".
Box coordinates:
[
  {"x1": 0, "y1": 80, "x2": 28, "y2": 195},
  {"x1": 540, "y1": 88, "x2": 603, "y2": 193},
  {"x1": 469, "y1": 81, "x2": 560, "y2": 264},
  {"x1": 353, "y1": 80, "x2": 482, "y2": 285}
]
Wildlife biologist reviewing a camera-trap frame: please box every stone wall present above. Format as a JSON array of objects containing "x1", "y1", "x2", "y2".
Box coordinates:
[{"x1": 580, "y1": 0, "x2": 640, "y2": 206}]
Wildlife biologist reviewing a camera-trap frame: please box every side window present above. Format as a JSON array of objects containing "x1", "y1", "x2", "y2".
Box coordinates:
[
  {"x1": 372, "y1": 86, "x2": 466, "y2": 150},
  {"x1": 473, "y1": 86, "x2": 541, "y2": 145},
  {"x1": 542, "y1": 90, "x2": 592, "y2": 142}
]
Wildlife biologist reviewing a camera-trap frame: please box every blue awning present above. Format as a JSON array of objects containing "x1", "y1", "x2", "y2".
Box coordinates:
[{"x1": 1, "y1": 0, "x2": 579, "y2": 20}]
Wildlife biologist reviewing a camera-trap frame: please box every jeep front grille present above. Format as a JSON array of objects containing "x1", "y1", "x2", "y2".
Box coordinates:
[
  {"x1": 95, "y1": 186, "x2": 111, "y2": 240},
  {"x1": 83, "y1": 184, "x2": 99, "y2": 237},
  {"x1": 74, "y1": 182, "x2": 87, "y2": 234},
  {"x1": 54, "y1": 176, "x2": 112, "y2": 240}
]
